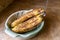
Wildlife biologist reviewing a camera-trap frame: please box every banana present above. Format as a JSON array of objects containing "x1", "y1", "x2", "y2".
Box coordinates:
[
  {"x1": 11, "y1": 8, "x2": 44, "y2": 27},
  {"x1": 12, "y1": 15, "x2": 43, "y2": 33}
]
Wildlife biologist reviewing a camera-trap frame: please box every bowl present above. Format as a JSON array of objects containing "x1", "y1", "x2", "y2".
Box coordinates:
[{"x1": 5, "y1": 9, "x2": 44, "y2": 39}]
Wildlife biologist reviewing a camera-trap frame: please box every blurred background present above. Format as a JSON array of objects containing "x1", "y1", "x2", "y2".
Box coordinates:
[{"x1": 0, "y1": 0, "x2": 60, "y2": 40}]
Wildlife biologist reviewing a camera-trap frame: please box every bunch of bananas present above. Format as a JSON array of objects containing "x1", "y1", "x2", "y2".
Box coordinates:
[{"x1": 11, "y1": 8, "x2": 45, "y2": 33}]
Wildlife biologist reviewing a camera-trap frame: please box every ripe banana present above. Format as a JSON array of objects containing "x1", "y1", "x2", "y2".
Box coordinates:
[
  {"x1": 11, "y1": 8, "x2": 44, "y2": 27},
  {"x1": 12, "y1": 15, "x2": 43, "y2": 33}
]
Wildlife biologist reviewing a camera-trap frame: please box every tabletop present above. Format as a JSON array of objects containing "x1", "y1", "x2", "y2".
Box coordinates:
[{"x1": 0, "y1": 0, "x2": 60, "y2": 40}]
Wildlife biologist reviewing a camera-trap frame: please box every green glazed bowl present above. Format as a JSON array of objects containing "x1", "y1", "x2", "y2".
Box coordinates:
[{"x1": 5, "y1": 9, "x2": 44, "y2": 39}]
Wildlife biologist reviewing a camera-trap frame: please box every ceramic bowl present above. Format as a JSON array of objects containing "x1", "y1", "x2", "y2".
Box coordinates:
[{"x1": 5, "y1": 9, "x2": 44, "y2": 39}]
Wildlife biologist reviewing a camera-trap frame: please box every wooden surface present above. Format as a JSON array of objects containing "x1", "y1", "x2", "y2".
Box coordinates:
[{"x1": 0, "y1": 0, "x2": 60, "y2": 40}]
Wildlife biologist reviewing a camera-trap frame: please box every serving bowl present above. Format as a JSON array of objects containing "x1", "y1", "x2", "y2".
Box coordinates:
[{"x1": 5, "y1": 9, "x2": 44, "y2": 39}]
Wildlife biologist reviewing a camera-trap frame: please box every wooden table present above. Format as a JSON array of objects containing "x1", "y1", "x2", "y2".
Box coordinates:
[{"x1": 0, "y1": 0, "x2": 60, "y2": 40}]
